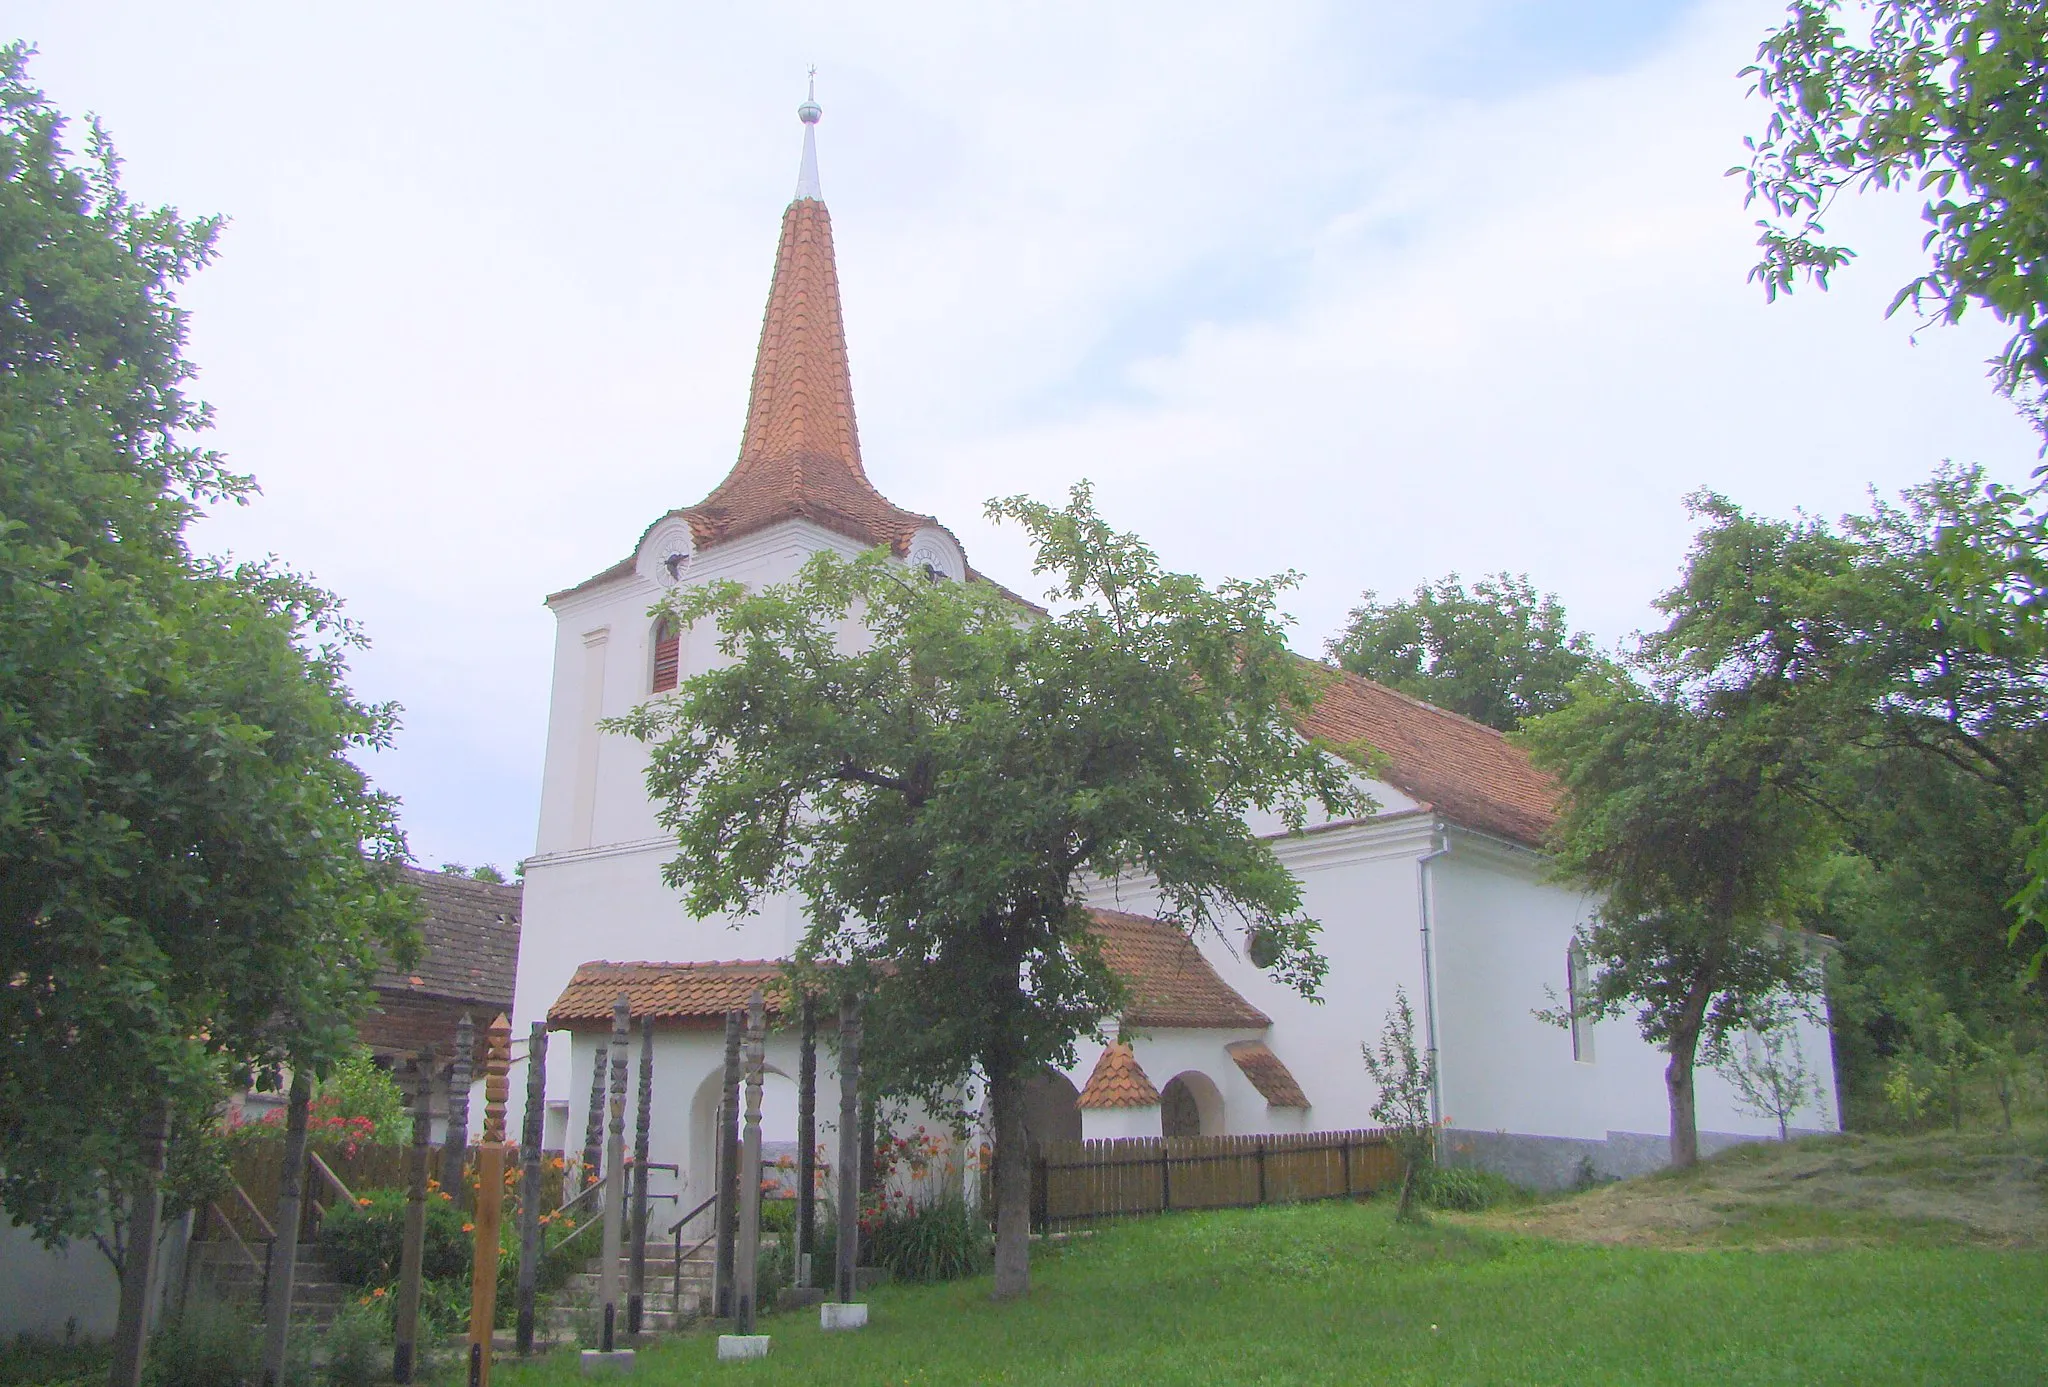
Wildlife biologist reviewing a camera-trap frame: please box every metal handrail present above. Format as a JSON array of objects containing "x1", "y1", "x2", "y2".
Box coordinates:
[
  {"x1": 555, "y1": 1178, "x2": 603, "y2": 1224},
  {"x1": 666, "y1": 1194, "x2": 718, "y2": 1239}
]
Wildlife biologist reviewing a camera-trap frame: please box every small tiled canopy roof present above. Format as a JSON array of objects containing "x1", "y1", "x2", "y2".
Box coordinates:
[
  {"x1": 547, "y1": 961, "x2": 811, "y2": 1029},
  {"x1": 1078, "y1": 1043, "x2": 1159, "y2": 1110},
  {"x1": 1298, "y1": 667, "x2": 1560, "y2": 848},
  {"x1": 1090, "y1": 909, "x2": 1271, "y2": 1030},
  {"x1": 1227, "y1": 1040, "x2": 1309, "y2": 1109},
  {"x1": 374, "y1": 867, "x2": 522, "y2": 1010}
]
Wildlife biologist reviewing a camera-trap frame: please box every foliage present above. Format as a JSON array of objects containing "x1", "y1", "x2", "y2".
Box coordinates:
[
  {"x1": 318, "y1": 1052, "x2": 410, "y2": 1144},
  {"x1": 1327, "y1": 572, "x2": 1604, "y2": 731},
  {"x1": 1360, "y1": 987, "x2": 1437, "y2": 1221},
  {"x1": 1, "y1": 1332, "x2": 107, "y2": 1387},
  {"x1": 439, "y1": 862, "x2": 510, "y2": 884},
  {"x1": 611, "y1": 483, "x2": 1366, "y2": 1296},
  {"x1": 1708, "y1": 1018, "x2": 1820, "y2": 1141},
  {"x1": 1413, "y1": 1165, "x2": 1530, "y2": 1213},
  {"x1": 482, "y1": 1198, "x2": 2048, "y2": 1386},
  {"x1": 0, "y1": 43, "x2": 417, "y2": 1248},
  {"x1": 862, "y1": 1193, "x2": 992, "y2": 1283},
  {"x1": 320, "y1": 1301, "x2": 387, "y2": 1387},
  {"x1": 142, "y1": 1299, "x2": 259, "y2": 1387},
  {"x1": 1521, "y1": 646, "x2": 1831, "y2": 1165},
  {"x1": 1740, "y1": 0, "x2": 2048, "y2": 402},
  {"x1": 320, "y1": 1187, "x2": 470, "y2": 1286}
]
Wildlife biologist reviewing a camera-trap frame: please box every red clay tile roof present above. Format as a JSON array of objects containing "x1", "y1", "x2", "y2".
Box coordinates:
[
  {"x1": 546, "y1": 961, "x2": 808, "y2": 1029},
  {"x1": 680, "y1": 197, "x2": 938, "y2": 558},
  {"x1": 1227, "y1": 1040, "x2": 1309, "y2": 1108},
  {"x1": 1090, "y1": 909, "x2": 1271, "y2": 1030},
  {"x1": 1077, "y1": 1043, "x2": 1159, "y2": 1109},
  {"x1": 374, "y1": 868, "x2": 522, "y2": 1010},
  {"x1": 1296, "y1": 667, "x2": 1560, "y2": 848}
]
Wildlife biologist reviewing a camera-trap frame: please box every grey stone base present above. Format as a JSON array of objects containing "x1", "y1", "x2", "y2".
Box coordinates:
[
  {"x1": 1438, "y1": 1127, "x2": 1807, "y2": 1191},
  {"x1": 579, "y1": 1349, "x2": 636, "y2": 1373},
  {"x1": 820, "y1": 1302, "x2": 868, "y2": 1331},
  {"x1": 716, "y1": 1335, "x2": 771, "y2": 1361}
]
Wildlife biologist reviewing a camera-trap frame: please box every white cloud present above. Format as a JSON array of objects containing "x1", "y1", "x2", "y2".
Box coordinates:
[{"x1": 14, "y1": 0, "x2": 2039, "y2": 866}]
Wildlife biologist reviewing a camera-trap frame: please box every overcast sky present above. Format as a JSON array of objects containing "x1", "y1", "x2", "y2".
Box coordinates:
[{"x1": 14, "y1": 1, "x2": 2040, "y2": 872}]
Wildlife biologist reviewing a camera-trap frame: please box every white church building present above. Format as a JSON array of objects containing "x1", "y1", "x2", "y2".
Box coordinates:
[{"x1": 507, "y1": 95, "x2": 1839, "y2": 1213}]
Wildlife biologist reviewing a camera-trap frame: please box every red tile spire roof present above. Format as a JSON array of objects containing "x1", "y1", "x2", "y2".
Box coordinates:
[{"x1": 677, "y1": 100, "x2": 937, "y2": 556}]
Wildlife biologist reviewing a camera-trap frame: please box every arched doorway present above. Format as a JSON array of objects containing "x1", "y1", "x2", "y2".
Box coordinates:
[
  {"x1": 1021, "y1": 1068, "x2": 1082, "y2": 1150},
  {"x1": 1160, "y1": 1072, "x2": 1224, "y2": 1138},
  {"x1": 686, "y1": 1062, "x2": 801, "y2": 1230}
]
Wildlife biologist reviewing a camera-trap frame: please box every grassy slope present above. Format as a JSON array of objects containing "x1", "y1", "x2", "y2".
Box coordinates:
[{"x1": 494, "y1": 1195, "x2": 2046, "y2": 1386}]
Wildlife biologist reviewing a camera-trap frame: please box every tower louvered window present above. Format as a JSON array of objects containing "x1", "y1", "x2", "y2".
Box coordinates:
[{"x1": 651, "y1": 618, "x2": 680, "y2": 693}]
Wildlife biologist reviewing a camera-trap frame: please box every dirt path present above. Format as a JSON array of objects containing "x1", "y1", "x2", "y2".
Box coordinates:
[{"x1": 1474, "y1": 1129, "x2": 2048, "y2": 1251}]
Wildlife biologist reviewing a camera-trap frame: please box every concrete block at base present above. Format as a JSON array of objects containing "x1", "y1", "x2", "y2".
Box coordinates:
[
  {"x1": 717, "y1": 1335, "x2": 772, "y2": 1361},
  {"x1": 579, "y1": 1350, "x2": 637, "y2": 1373},
  {"x1": 820, "y1": 1302, "x2": 869, "y2": 1331},
  {"x1": 776, "y1": 1286, "x2": 825, "y2": 1312}
]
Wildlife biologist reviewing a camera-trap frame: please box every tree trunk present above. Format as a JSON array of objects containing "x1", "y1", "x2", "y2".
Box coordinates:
[
  {"x1": 988, "y1": 1064, "x2": 1030, "y2": 1301},
  {"x1": 107, "y1": 1100, "x2": 171, "y2": 1387},
  {"x1": 1663, "y1": 958, "x2": 1719, "y2": 1170},
  {"x1": 260, "y1": 1070, "x2": 313, "y2": 1387}
]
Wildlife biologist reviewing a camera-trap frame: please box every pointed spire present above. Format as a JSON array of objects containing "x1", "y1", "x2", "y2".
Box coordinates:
[
  {"x1": 676, "y1": 83, "x2": 941, "y2": 557},
  {"x1": 795, "y1": 68, "x2": 822, "y2": 202}
]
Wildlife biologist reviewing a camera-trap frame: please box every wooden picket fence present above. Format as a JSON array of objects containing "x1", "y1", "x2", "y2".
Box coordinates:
[{"x1": 1030, "y1": 1128, "x2": 1401, "y2": 1230}]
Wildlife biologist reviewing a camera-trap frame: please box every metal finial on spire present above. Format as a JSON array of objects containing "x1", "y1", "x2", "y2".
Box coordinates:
[{"x1": 795, "y1": 68, "x2": 823, "y2": 200}]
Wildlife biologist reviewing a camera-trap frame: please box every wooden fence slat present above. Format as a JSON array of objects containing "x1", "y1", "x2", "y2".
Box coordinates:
[{"x1": 1031, "y1": 1128, "x2": 1400, "y2": 1229}]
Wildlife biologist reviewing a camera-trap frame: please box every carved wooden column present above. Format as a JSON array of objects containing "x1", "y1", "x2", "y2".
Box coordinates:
[
  {"x1": 515, "y1": 1024, "x2": 546, "y2": 1355},
  {"x1": 597, "y1": 998, "x2": 629, "y2": 1351},
  {"x1": 467, "y1": 1015, "x2": 511, "y2": 1387},
  {"x1": 713, "y1": 1010, "x2": 741, "y2": 1318},
  {"x1": 393, "y1": 1048, "x2": 434, "y2": 1383},
  {"x1": 735, "y1": 990, "x2": 766, "y2": 1334},
  {"x1": 835, "y1": 994, "x2": 862, "y2": 1305},
  {"x1": 797, "y1": 993, "x2": 817, "y2": 1286},
  {"x1": 581, "y1": 1043, "x2": 608, "y2": 1192},
  {"x1": 444, "y1": 1012, "x2": 474, "y2": 1201},
  {"x1": 627, "y1": 1015, "x2": 654, "y2": 1335}
]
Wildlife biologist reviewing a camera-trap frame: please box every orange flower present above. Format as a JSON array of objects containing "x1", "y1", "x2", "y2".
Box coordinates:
[
  {"x1": 356, "y1": 1197, "x2": 372, "y2": 1207},
  {"x1": 372, "y1": 1287, "x2": 388, "y2": 1299},
  {"x1": 462, "y1": 1222, "x2": 475, "y2": 1233}
]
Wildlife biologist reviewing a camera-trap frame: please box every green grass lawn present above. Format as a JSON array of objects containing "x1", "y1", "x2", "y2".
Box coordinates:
[{"x1": 491, "y1": 1198, "x2": 2048, "y2": 1386}]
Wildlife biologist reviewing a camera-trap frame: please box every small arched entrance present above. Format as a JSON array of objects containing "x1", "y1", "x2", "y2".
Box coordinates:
[
  {"x1": 1160, "y1": 1071, "x2": 1224, "y2": 1138},
  {"x1": 1021, "y1": 1068, "x2": 1083, "y2": 1150}
]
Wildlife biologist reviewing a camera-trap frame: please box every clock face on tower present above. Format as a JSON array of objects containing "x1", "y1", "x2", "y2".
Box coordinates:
[
  {"x1": 905, "y1": 526, "x2": 964, "y2": 583},
  {"x1": 635, "y1": 518, "x2": 695, "y2": 588}
]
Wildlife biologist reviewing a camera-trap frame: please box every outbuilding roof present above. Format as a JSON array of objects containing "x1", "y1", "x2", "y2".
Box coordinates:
[
  {"x1": 1226, "y1": 1040, "x2": 1309, "y2": 1109},
  {"x1": 374, "y1": 868, "x2": 522, "y2": 1010},
  {"x1": 1089, "y1": 909, "x2": 1271, "y2": 1031},
  {"x1": 1077, "y1": 1043, "x2": 1159, "y2": 1109},
  {"x1": 547, "y1": 960, "x2": 807, "y2": 1029},
  {"x1": 1299, "y1": 667, "x2": 1560, "y2": 848}
]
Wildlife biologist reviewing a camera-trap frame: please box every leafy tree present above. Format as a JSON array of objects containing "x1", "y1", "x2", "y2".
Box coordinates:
[
  {"x1": 1359, "y1": 987, "x2": 1435, "y2": 1221},
  {"x1": 1708, "y1": 1014, "x2": 1820, "y2": 1141},
  {"x1": 0, "y1": 44, "x2": 415, "y2": 1250},
  {"x1": 1522, "y1": 665, "x2": 1832, "y2": 1167},
  {"x1": 1327, "y1": 572, "x2": 1602, "y2": 731},
  {"x1": 1740, "y1": 0, "x2": 2048, "y2": 405},
  {"x1": 612, "y1": 484, "x2": 1364, "y2": 1298}
]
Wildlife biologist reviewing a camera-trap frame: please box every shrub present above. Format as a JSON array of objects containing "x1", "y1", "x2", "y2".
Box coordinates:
[
  {"x1": 2, "y1": 1331, "x2": 108, "y2": 1387},
  {"x1": 144, "y1": 1298, "x2": 257, "y2": 1387},
  {"x1": 864, "y1": 1194, "x2": 991, "y2": 1283},
  {"x1": 1415, "y1": 1165, "x2": 1529, "y2": 1212},
  {"x1": 320, "y1": 1301, "x2": 386, "y2": 1387},
  {"x1": 320, "y1": 1188, "x2": 468, "y2": 1287}
]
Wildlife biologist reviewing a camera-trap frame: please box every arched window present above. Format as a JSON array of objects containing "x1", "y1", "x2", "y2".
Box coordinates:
[{"x1": 651, "y1": 617, "x2": 680, "y2": 693}]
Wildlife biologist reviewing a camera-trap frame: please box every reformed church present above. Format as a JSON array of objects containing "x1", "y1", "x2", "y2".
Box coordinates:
[{"x1": 507, "y1": 94, "x2": 1839, "y2": 1213}]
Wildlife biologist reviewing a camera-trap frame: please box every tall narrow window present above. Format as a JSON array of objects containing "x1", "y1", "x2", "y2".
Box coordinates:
[
  {"x1": 651, "y1": 617, "x2": 680, "y2": 693},
  {"x1": 1567, "y1": 943, "x2": 1595, "y2": 1064}
]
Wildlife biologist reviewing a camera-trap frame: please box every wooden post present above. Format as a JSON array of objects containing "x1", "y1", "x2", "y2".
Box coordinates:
[
  {"x1": 1341, "y1": 1133, "x2": 1352, "y2": 1197},
  {"x1": 467, "y1": 1016, "x2": 511, "y2": 1387},
  {"x1": 260, "y1": 1070, "x2": 313, "y2": 1387},
  {"x1": 834, "y1": 994, "x2": 861, "y2": 1304},
  {"x1": 581, "y1": 1044, "x2": 608, "y2": 1191},
  {"x1": 858, "y1": 1094, "x2": 877, "y2": 1206},
  {"x1": 713, "y1": 1010, "x2": 741, "y2": 1318},
  {"x1": 516, "y1": 1024, "x2": 546, "y2": 1355},
  {"x1": 598, "y1": 998, "x2": 629, "y2": 1351},
  {"x1": 444, "y1": 1012, "x2": 475, "y2": 1202},
  {"x1": 107, "y1": 1099, "x2": 170, "y2": 1387},
  {"x1": 735, "y1": 989, "x2": 766, "y2": 1333},
  {"x1": 393, "y1": 1048, "x2": 434, "y2": 1383},
  {"x1": 627, "y1": 1016, "x2": 653, "y2": 1335},
  {"x1": 796, "y1": 994, "x2": 817, "y2": 1286},
  {"x1": 1256, "y1": 1140, "x2": 1267, "y2": 1206}
]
